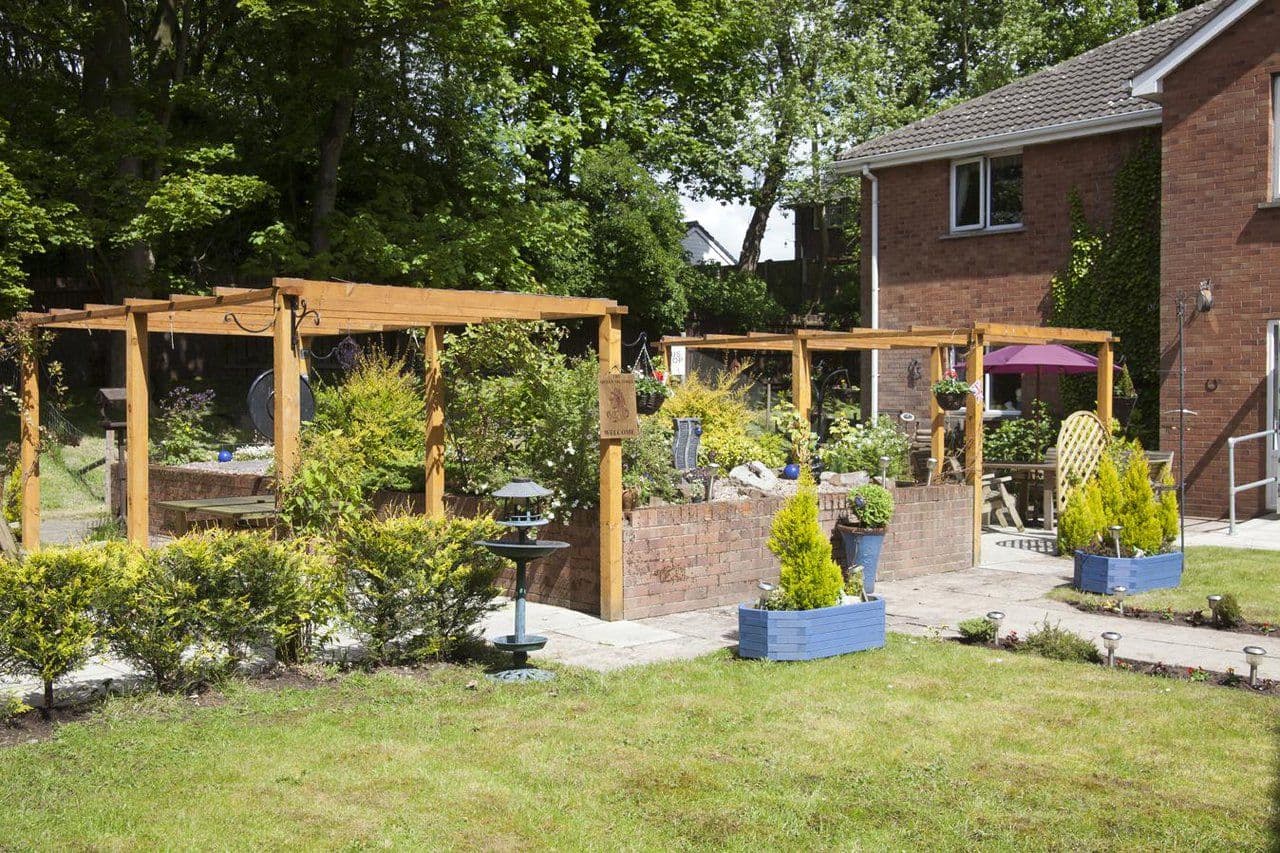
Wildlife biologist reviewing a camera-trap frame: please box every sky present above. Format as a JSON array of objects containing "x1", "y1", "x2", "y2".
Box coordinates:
[{"x1": 679, "y1": 195, "x2": 794, "y2": 263}]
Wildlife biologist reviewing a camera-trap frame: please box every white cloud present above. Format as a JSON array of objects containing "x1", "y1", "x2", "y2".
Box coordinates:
[{"x1": 680, "y1": 196, "x2": 794, "y2": 263}]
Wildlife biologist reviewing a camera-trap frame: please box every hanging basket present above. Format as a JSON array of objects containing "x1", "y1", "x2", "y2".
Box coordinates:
[
  {"x1": 1113, "y1": 395, "x2": 1137, "y2": 426},
  {"x1": 636, "y1": 390, "x2": 666, "y2": 415},
  {"x1": 934, "y1": 390, "x2": 967, "y2": 411}
]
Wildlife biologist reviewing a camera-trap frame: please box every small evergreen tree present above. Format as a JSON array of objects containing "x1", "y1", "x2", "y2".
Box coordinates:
[
  {"x1": 1057, "y1": 442, "x2": 1178, "y2": 556},
  {"x1": 767, "y1": 471, "x2": 843, "y2": 610}
]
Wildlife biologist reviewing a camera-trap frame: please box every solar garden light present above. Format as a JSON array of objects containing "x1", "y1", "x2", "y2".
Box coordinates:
[
  {"x1": 879, "y1": 455, "x2": 891, "y2": 485},
  {"x1": 1244, "y1": 646, "x2": 1267, "y2": 687},
  {"x1": 1110, "y1": 585, "x2": 1128, "y2": 615},
  {"x1": 1108, "y1": 524, "x2": 1123, "y2": 558},
  {"x1": 758, "y1": 580, "x2": 775, "y2": 608},
  {"x1": 1207, "y1": 594, "x2": 1223, "y2": 619},
  {"x1": 1101, "y1": 631, "x2": 1122, "y2": 667},
  {"x1": 986, "y1": 611, "x2": 1005, "y2": 635},
  {"x1": 926, "y1": 457, "x2": 937, "y2": 486}
]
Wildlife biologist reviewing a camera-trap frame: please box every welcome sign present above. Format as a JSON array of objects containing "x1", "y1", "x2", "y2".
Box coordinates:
[{"x1": 599, "y1": 373, "x2": 640, "y2": 439}]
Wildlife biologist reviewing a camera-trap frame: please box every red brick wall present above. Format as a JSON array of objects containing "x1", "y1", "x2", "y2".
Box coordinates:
[
  {"x1": 621, "y1": 485, "x2": 974, "y2": 620},
  {"x1": 125, "y1": 466, "x2": 973, "y2": 619},
  {"x1": 859, "y1": 128, "x2": 1156, "y2": 422},
  {"x1": 1159, "y1": 0, "x2": 1280, "y2": 518}
]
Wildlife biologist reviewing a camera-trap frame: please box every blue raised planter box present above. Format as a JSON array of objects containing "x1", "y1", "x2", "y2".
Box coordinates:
[
  {"x1": 1072, "y1": 550, "x2": 1184, "y2": 594},
  {"x1": 738, "y1": 596, "x2": 886, "y2": 661}
]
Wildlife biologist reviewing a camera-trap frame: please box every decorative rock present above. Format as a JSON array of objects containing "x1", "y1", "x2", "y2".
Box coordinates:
[
  {"x1": 729, "y1": 463, "x2": 777, "y2": 492},
  {"x1": 819, "y1": 471, "x2": 836, "y2": 483},
  {"x1": 833, "y1": 471, "x2": 871, "y2": 488}
]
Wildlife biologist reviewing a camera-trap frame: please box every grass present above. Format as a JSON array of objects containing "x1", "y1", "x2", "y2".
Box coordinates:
[
  {"x1": 0, "y1": 637, "x2": 1274, "y2": 849},
  {"x1": 1050, "y1": 546, "x2": 1280, "y2": 626}
]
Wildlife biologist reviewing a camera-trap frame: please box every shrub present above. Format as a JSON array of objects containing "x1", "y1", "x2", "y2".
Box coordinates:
[
  {"x1": 984, "y1": 401, "x2": 1058, "y2": 463},
  {"x1": 188, "y1": 530, "x2": 345, "y2": 664},
  {"x1": 623, "y1": 417, "x2": 684, "y2": 505},
  {"x1": 0, "y1": 548, "x2": 104, "y2": 717},
  {"x1": 846, "y1": 484, "x2": 894, "y2": 529},
  {"x1": 663, "y1": 367, "x2": 774, "y2": 469},
  {"x1": 442, "y1": 322, "x2": 599, "y2": 510},
  {"x1": 0, "y1": 693, "x2": 31, "y2": 724},
  {"x1": 1213, "y1": 593, "x2": 1243, "y2": 629},
  {"x1": 2, "y1": 464, "x2": 19, "y2": 524},
  {"x1": 309, "y1": 347, "x2": 425, "y2": 492},
  {"x1": 765, "y1": 471, "x2": 843, "y2": 611},
  {"x1": 337, "y1": 514, "x2": 506, "y2": 663},
  {"x1": 957, "y1": 617, "x2": 997, "y2": 644},
  {"x1": 98, "y1": 541, "x2": 218, "y2": 692},
  {"x1": 817, "y1": 416, "x2": 910, "y2": 478},
  {"x1": 279, "y1": 431, "x2": 369, "y2": 535},
  {"x1": 685, "y1": 267, "x2": 784, "y2": 332},
  {"x1": 1019, "y1": 619, "x2": 1102, "y2": 664},
  {"x1": 1057, "y1": 441, "x2": 1177, "y2": 556},
  {"x1": 154, "y1": 386, "x2": 216, "y2": 465}
]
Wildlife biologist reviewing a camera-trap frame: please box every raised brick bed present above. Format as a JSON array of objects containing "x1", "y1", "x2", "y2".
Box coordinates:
[{"x1": 120, "y1": 465, "x2": 973, "y2": 619}]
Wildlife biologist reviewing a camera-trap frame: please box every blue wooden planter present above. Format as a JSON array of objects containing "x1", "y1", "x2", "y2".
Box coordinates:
[
  {"x1": 1072, "y1": 550, "x2": 1184, "y2": 594},
  {"x1": 738, "y1": 596, "x2": 886, "y2": 661}
]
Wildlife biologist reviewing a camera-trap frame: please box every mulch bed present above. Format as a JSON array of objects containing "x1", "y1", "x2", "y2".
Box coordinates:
[
  {"x1": 1061, "y1": 601, "x2": 1278, "y2": 637},
  {"x1": 1113, "y1": 658, "x2": 1280, "y2": 696}
]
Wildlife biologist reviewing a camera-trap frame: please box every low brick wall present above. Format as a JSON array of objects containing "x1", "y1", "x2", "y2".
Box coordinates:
[{"x1": 122, "y1": 465, "x2": 972, "y2": 619}]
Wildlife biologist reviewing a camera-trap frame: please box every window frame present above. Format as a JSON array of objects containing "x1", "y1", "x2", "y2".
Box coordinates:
[
  {"x1": 950, "y1": 156, "x2": 986, "y2": 232},
  {"x1": 1272, "y1": 74, "x2": 1280, "y2": 201},
  {"x1": 949, "y1": 151, "x2": 1023, "y2": 233}
]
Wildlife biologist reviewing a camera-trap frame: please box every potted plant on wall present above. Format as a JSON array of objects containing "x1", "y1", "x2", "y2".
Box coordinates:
[
  {"x1": 738, "y1": 471, "x2": 886, "y2": 661},
  {"x1": 1058, "y1": 441, "x2": 1182, "y2": 594},
  {"x1": 835, "y1": 483, "x2": 895, "y2": 594},
  {"x1": 1112, "y1": 364, "x2": 1138, "y2": 427},
  {"x1": 932, "y1": 369, "x2": 969, "y2": 411}
]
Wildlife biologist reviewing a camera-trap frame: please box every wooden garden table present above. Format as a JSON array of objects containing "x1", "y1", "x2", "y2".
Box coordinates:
[{"x1": 154, "y1": 494, "x2": 278, "y2": 534}]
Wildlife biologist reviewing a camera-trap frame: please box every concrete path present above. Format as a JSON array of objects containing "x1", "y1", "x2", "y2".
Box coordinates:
[
  {"x1": 1184, "y1": 514, "x2": 1280, "y2": 551},
  {"x1": 876, "y1": 526, "x2": 1280, "y2": 680}
]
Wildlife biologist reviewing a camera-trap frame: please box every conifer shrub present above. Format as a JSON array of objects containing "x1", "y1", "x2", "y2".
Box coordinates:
[
  {"x1": 1056, "y1": 441, "x2": 1178, "y2": 557},
  {"x1": 0, "y1": 547, "x2": 104, "y2": 717},
  {"x1": 765, "y1": 471, "x2": 843, "y2": 610}
]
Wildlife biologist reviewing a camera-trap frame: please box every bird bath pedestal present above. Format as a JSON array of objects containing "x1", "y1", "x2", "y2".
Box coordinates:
[{"x1": 477, "y1": 479, "x2": 569, "y2": 682}]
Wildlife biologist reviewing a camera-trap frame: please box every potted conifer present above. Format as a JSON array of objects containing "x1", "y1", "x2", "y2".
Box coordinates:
[
  {"x1": 835, "y1": 483, "x2": 894, "y2": 593},
  {"x1": 738, "y1": 471, "x2": 885, "y2": 661},
  {"x1": 1113, "y1": 364, "x2": 1138, "y2": 427}
]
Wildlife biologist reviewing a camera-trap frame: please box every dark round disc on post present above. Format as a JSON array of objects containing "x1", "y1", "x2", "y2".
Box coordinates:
[{"x1": 247, "y1": 370, "x2": 316, "y2": 439}]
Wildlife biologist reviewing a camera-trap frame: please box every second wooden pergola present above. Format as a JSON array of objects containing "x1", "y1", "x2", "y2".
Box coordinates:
[
  {"x1": 18, "y1": 278, "x2": 632, "y2": 619},
  {"x1": 659, "y1": 323, "x2": 1118, "y2": 564}
]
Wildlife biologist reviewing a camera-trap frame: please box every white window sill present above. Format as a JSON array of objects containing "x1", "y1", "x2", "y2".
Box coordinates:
[
  {"x1": 1257, "y1": 199, "x2": 1280, "y2": 210},
  {"x1": 940, "y1": 226, "x2": 1025, "y2": 240}
]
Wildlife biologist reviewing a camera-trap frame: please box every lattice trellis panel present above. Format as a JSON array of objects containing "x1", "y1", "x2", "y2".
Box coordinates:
[{"x1": 1056, "y1": 411, "x2": 1109, "y2": 514}]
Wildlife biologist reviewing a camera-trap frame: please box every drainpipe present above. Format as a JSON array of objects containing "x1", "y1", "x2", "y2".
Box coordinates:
[{"x1": 862, "y1": 165, "x2": 880, "y2": 418}]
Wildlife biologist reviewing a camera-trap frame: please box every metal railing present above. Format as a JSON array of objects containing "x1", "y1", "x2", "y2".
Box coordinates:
[{"x1": 1227, "y1": 428, "x2": 1280, "y2": 534}]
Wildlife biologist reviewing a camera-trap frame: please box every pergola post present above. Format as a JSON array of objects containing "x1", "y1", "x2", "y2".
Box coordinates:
[
  {"x1": 18, "y1": 345, "x2": 39, "y2": 550},
  {"x1": 929, "y1": 346, "x2": 945, "y2": 478},
  {"x1": 965, "y1": 333, "x2": 985, "y2": 566},
  {"x1": 791, "y1": 335, "x2": 812, "y2": 422},
  {"x1": 125, "y1": 311, "x2": 150, "y2": 545},
  {"x1": 272, "y1": 291, "x2": 302, "y2": 492},
  {"x1": 598, "y1": 312, "x2": 624, "y2": 621},
  {"x1": 424, "y1": 324, "x2": 446, "y2": 518},
  {"x1": 1096, "y1": 340, "x2": 1114, "y2": 426}
]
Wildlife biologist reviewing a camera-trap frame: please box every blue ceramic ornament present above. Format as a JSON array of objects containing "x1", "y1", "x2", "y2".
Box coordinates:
[
  {"x1": 217, "y1": 449, "x2": 234, "y2": 463},
  {"x1": 781, "y1": 463, "x2": 801, "y2": 480}
]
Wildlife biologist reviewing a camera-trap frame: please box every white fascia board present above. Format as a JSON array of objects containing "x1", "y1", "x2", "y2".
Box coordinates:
[
  {"x1": 1130, "y1": 0, "x2": 1261, "y2": 99},
  {"x1": 832, "y1": 110, "x2": 1162, "y2": 173}
]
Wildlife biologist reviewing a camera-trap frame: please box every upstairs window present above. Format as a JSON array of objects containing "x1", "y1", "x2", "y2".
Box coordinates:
[
  {"x1": 1272, "y1": 74, "x2": 1280, "y2": 200},
  {"x1": 950, "y1": 153, "x2": 1022, "y2": 232}
]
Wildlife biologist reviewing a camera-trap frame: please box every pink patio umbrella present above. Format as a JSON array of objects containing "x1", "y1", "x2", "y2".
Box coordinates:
[{"x1": 960, "y1": 343, "x2": 1119, "y2": 404}]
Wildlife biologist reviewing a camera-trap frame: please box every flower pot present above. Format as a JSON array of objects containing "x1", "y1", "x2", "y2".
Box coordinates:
[
  {"x1": 636, "y1": 391, "x2": 665, "y2": 415},
  {"x1": 1112, "y1": 395, "x2": 1137, "y2": 426},
  {"x1": 836, "y1": 524, "x2": 886, "y2": 593},
  {"x1": 934, "y1": 390, "x2": 967, "y2": 411},
  {"x1": 738, "y1": 596, "x2": 885, "y2": 661},
  {"x1": 1072, "y1": 550, "x2": 1183, "y2": 595}
]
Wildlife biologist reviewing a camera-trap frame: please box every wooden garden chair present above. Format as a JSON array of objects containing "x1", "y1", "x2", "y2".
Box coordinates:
[{"x1": 982, "y1": 474, "x2": 1024, "y2": 531}]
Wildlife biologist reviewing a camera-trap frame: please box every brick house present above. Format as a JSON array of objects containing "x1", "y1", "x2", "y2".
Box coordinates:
[{"x1": 836, "y1": 0, "x2": 1280, "y2": 519}]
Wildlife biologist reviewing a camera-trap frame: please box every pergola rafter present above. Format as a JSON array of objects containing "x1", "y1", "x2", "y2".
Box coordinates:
[
  {"x1": 18, "y1": 278, "x2": 630, "y2": 620},
  {"x1": 660, "y1": 323, "x2": 1117, "y2": 565}
]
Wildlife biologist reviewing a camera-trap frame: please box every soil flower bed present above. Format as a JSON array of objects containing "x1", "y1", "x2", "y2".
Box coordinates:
[{"x1": 1055, "y1": 598, "x2": 1278, "y2": 637}]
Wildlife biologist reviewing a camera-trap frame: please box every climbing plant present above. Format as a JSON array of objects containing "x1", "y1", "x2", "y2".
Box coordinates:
[{"x1": 1049, "y1": 139, "x2": 1161, "y2": 446}]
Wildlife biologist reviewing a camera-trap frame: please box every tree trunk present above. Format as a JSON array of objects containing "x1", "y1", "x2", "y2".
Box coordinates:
[
  {"x1": 737, "y1": 152, "x2": 788, "y2": 274},
  {"x1": 42, "y1": 678, "x2": 53, "y2": 720},
  {"x1": 310, "y1": 42, "x2": 357, "y2": 256}
]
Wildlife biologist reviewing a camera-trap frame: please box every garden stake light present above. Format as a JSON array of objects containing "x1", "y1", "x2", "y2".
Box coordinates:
[
  {"x1": 1101, "y1": 632, "x2": 1121, "y2": 667},
  {"x1": 1244, "y1": 646, "x2": 1267, "y2": 687},
  {"x1": 1111, "y1": 586, "x2": 1128, "y2": 616},
  {"x1": 879, "y1": 455, "x2": 891, "y2": 485},
  {"x1": 986, "y1": 611, "x2": 1005, "y2": 639},
  {"x1": 926, "y1": 457, "x2": 937, "y2": 486},
  {"x1": 758, "y1": 581, "x2": 775, "y2": 608},
  {"x1": 1109, "y1": 524, "x2": 1123, "y2": 558},
  {"x1": 1207, "y1": 594, "x2": 1223, "y2": 620},
  {"x1": 478, "y1": 479, "x2": 569, "y2": 682}
]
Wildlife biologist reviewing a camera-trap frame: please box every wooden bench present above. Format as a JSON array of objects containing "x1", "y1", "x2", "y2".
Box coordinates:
[{"x1": 155, "y1": 495, "x2": 278, "y2": 535}]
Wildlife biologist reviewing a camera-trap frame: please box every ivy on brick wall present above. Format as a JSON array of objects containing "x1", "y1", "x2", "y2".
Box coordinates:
[{"x1": 1049, "y1": 139, "x2": 1160, "y2": 446}]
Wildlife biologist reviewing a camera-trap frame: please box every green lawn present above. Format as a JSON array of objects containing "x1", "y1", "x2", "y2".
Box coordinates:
[
  {"x1": 0, "y1": 638, "x2": 1273, "y2": 849},
  {"x1": 1050, "y1": 547, "x2": 1280, "y2": 626}
]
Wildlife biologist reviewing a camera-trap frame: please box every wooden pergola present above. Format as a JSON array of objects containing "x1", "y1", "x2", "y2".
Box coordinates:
[
  {"x1": 659, "y1": 323, "x2": 1118, "y2": 564},
  {"x1": 17, "y1": 278, "x2": 632, "y2": 619}
]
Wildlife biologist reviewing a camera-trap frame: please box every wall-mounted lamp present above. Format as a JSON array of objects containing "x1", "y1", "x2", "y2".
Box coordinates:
[{"x1": 1197, "y1": 280, "x2": 1213, "y2": 312}]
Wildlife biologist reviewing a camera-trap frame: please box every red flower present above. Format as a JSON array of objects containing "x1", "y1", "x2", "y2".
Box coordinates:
[{"x1": 654, "y1": 370, "x2": 664, "y2": 381}]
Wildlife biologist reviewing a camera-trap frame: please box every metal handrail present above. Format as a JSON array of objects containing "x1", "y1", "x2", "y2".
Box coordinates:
[{"x1": 1227, "y1": 428, "x2": 1280, "y2": 534}]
